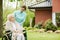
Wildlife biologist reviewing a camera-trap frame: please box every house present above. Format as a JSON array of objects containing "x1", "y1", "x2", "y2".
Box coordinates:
[{"x1": 28, "y1": 0, "x2": 60, "y2": 26}]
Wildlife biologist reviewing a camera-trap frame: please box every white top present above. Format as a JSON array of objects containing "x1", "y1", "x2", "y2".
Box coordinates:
[{"x1": 5, "y1": 21, "x2": 23, "y2": 33}]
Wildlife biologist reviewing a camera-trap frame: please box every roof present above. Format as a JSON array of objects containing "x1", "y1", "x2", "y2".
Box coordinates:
[{"x1": 28, "y1": 0, "x2": 52, "y2": 9}]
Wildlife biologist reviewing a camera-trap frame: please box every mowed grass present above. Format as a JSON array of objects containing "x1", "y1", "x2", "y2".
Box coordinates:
[
  {"x1": 27, "y1": 31, "x2": 60, "y2": 40},
  {"x1": 0, "y1": 38, "x2": 2, "y2": 40},
  {"x1": 0, "y1": 31, "x2": 60, "y2": 40}
]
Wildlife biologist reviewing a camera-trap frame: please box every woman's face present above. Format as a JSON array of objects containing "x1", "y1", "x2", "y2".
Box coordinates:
[
  {"x1": 21, "y1": 8, "x2": 25, "y2": 12},
  {"x1": 9, "y1": 16, "x2": 15, "y2": 22}
]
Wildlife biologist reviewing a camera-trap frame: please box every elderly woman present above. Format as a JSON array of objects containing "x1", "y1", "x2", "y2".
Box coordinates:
[{"x1": 5, "y1": 14, "x2": 25, "y2": 40}]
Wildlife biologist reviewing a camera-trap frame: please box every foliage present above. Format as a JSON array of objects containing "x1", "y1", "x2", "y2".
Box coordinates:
[
  {"x1": 27, "y1": 27, "x2": 32, "y2": 30},
  {"x1": 56, "y1": 13, "x2": 60, "y2": 27},
  {"x1": 44, "y1": 19, "x2": 57, "y2": 32},
  {"x1": 24, "y1": 27, "x2": 38, "y2": 30},
  {"x1": 25, "y1": 27, "x2": 33, "y2": 30},
  {"x1": 10, "y1": 0, "x2": 21, "y2": 2},
  {"x1": 32, "y1": 17, "x2": 35, "y2": 27},
  {"x1": 3, "y1": 8, "x2": 16, "y2": 23},
  {"x1": 10, "y1": 0, "x2": 14, "y2": 2},
  {"x1": 57, "y1": 27, "x2": 60, "y2": 30},
  {"x1": 34, "y1": 22, "x2": 43, "y2": 29},
  {"x1": 23, "y1": 9, "x2": 35, "y2": 27}
]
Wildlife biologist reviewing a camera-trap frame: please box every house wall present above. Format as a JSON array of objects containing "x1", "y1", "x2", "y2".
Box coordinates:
[
  {"x1": 52, "y1": 0, "x2": 60, "y2": 12},
  {"x1": 52, "y1": 12, "x2": 56, "y2": 26},
  {"x1": 35, "y1": 9, "x2": 52, "y2": 24}
]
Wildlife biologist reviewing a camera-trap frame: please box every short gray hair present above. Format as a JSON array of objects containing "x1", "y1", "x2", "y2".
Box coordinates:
[{"x1": 7, "y1": 14, "x2": 14, "y2": 20}]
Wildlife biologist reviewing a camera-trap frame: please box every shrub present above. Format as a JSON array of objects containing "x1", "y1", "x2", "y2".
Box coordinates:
[
  {"x1": 57, "y1": 27, "x2": 60, "y2": 30},
  {"x1": 26, "y1": 27, "x2": 33, "y2": 30},
  {"x1": 34, "y1": 22, "x2": 43, "y2": 29},
  {"x1": 32, "y1": 17, "x2": 35, "y2": 27},
  {"x1": 44, "y1": 19, "x2": 57, "y2": 32},
  {"x1": 56, "y1": 13, "x2": 60, "y2": 27}
]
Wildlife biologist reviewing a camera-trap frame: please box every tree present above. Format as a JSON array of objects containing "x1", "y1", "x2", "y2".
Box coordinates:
[
  {"x1": 0, "y1": 0, "x2": 3, "y2": 37},
  {"x1": 10, "y1": 0, "x2": 21, "y2": 9}
]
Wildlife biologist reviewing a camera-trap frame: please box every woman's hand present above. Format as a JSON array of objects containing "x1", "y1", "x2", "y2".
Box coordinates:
[
  {"x1": 13, "y1": 30, "x2": 17, "y2": 33},
  {"x1": 16, "y1": 30, "x2": 20, "y2": 33}
]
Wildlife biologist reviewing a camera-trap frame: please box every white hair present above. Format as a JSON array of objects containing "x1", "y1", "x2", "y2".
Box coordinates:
[{"x1": 7, "y1": 14, "x2": 14, "y2": 20}]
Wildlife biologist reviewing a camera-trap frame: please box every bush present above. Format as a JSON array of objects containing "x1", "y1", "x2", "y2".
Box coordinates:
[
  {"x1": 57, "y1": 27, "x2": 60, "y2": 30},
  {"x1": 34, "y1": 22, "x2": 43, "y2": 29},
  {"x1": 32, "y1": 17, "x2": 35, "y2": 27},
  {"x1": 44, "y1": 19, "x2": 57, "y2": 32},
  {"x1": 56, "y1": 13, "x2": 60, "y2": 27},
  {"x1": 26, "y1": 27, "x2": 33, "y2": 30}
]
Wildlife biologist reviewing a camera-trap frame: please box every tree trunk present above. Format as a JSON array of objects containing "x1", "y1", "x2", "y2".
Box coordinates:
[{"x1": 0, "y1": 0, "x2": 3, "y2": 37}]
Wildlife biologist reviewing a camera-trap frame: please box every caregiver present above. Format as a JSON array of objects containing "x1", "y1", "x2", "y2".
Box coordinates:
[
  {"x1": 13, "y1": 5, "x2": 26, "y2": 26},
  {"x1": 13, "y1": 5, "x2": 27, "y2": 40}
]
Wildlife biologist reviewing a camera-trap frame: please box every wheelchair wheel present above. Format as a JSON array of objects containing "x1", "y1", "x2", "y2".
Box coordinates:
[
  {"x1": 2, "y1": 30, "x2": 12, "y2": 40},
  {"x1": 2, "y1": 33, "x2": 12, "y2": 40},
  {"x1": 23, "y1": 30, "x2": 27, "y2": 40},
  {"x1": 2, "y1": 35, "x2": 8, "y2": 40}
]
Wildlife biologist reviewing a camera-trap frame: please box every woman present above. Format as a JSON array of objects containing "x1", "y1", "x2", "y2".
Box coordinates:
[
  {"x1": 13, "y1": 5, "x2": 27, "y2": 40},
  {"x1": 5, "y1": 14, "x2": 25, "y2": 40},
  {"x1": 13, "y1": 5, "x2": 27, "y2": 26}
]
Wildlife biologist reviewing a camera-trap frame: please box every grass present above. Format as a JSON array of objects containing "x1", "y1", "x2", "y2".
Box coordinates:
[
  {"x1": 27, "y1": 31, "x2": 60, "y2": 40},
  {"x1": 0, "y1": 38, "x2": 2, "y2": 40},
  {"x1": 0, "y1": 31, "x2": 60, "y2": 40}
]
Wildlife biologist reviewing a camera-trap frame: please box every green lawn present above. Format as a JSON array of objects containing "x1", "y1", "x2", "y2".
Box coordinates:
[
  {"x1": 27, "y1": 31, "x2": 60, "y2": 40},
  {"x1": 0, "y1": 31, "x2": 60, "y2": 40},
  {"x1": 0, "y1": 38, "x2": 2, "y2": 40}
]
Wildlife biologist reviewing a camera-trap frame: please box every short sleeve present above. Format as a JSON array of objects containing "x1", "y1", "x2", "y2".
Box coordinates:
[{"x1": 5, "y1": 22, "x2": 11, "y2": 31}]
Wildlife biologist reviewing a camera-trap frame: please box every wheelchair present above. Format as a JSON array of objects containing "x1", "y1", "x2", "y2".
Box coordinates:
[
  {"x1": 2, "y1": 30, "x2": 27, "y2": 40},
  {"x1": 2, "y1": 30, "x2": 12, "y2": 40}
]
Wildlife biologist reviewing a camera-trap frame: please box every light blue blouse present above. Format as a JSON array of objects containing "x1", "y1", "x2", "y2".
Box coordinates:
[{"x1": 13, "y1": 10, "x2": 26, "y2": 25}]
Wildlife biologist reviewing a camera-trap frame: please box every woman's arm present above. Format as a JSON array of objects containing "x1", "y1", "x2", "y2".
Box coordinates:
[
  {"x1": 5, "y1": 21, "x2": 12, "y2": 31},
  {"x1": 20, "y1": 13, "x2": 27, "y2": 24},
  {"x1": 5, "y1": 21, "x2": 16, "y2": 32}
]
